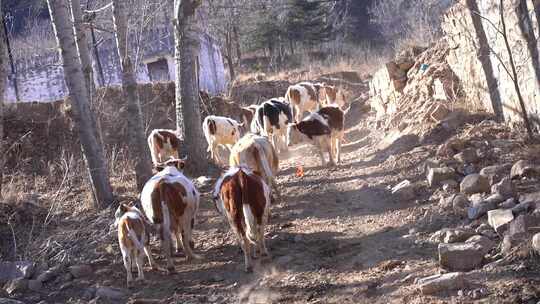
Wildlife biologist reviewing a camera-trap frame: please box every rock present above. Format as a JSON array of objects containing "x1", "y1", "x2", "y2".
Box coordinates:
[
  {"x1": 427, "y1": 167, "x2": 457, "y2": 188},
  {"x1": 480, "y1": 164, "x2": 512, "y2": 185},
  {"x1": 452, "y1": 194, "x2": 469, "y2": 213},
  {"x1": 519, "y1": 191, "x2": 540, "y2": 205},
  {"x1": 424, "y1": 158, "x2": 442, "y2": 174},
  {"x1": 454, "y1": 148, "x2": 478, "y2": 164},
  {"x1": 511, "y1": 160, "x2": 540, "y2": 179},
  {"x1": 438, "y1": 242, "x2": 484, "y2": 271},
  {"x1": 37, "y1": 266, "x2": 62, "y2": 283},
  {"x1": 487, "y1": 209, "x2": 514, "y2": 234},
  {"x1": 391, "y1": 180, "x2": 415, "y2": 200},
  {"x1": 431, "y1": 228, "x2": 475, "y2": 244},
  {"x1": 69, "y1": 265, "x2": 92, "y2": 278},
  {"x1": 95, "y1": 287, "x2": 128, "y2": 300},
  {"x1": 442, "y1": 179, "x2": 458, "y2": 191},
  {"x1": 195, "y1": 176, "x2": 214, "y2": 188},
  {"x1": 532, "y1": 233, "x2": 540, "y2": 255},
  {"x1": 466, "y1": 235, "x2": 495, "y2": 255},
  {"x1": 491, "y1": 177, "x2": 515, "y2": 199},
  {"x1": 500, "y1": 198, "x2": 517, "y2": 209},
  {"x1": 468, "y1": 200, "x2": 497, "y2": 220},
  {"x1": 0, "y1": 261, "x2": 34, "y2": 283},
  {"x1": 82, "y1": 288, "x2": 96, "y2": 300},
  {"x1": 501, "y1": 234, "x2": 528, "y2": 255},
  {"x1": 0, "y1": 299, "x2": 26, "y2": 304},
  {"x1": 28, "y1": 279, "x2": 42, "y2": 292},
  {"x1": 293, "y1": 235, "x2": 303, "y2": 243},
  {"x1": 460, "y1": 174, "x2": 490, "y2": 194},
  {"x1": 512, "y1": 202, "x2": 532, "y2": 215},
  {"x1": 417, "y1": 272, "x2": 467, "y2": 295},
  {"x1": 484, "y1": 193, "x2": 505, "y2": 205},
  {"x1": 4, "y1": 279, "x2": 28, "y2": 295},
  {"x1": 506, "y1": 214, "x2": 540, "y2": 238}
]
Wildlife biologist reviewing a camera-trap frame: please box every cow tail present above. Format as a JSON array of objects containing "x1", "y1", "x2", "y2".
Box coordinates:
[
  {"x1": 126, "y1": 221, "x2": 145, "y2": 252},
  {"x1": 252, "y1": 145, "x2": 273, "y2": 187},
  {"x1": 239, "y1": 169, "x2": 258, "y2": 245},
  {"x1": 202, "y1": 119, "x2": 211, "y2": 152}
]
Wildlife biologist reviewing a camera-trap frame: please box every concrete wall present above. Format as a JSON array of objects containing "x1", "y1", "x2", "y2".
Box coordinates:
[
  {"x1": 5, "y1": 26, "x2": 227, "y2": 103},
  {"x1": 442, "y1": 0, "x2": 540, "y2": 126}
]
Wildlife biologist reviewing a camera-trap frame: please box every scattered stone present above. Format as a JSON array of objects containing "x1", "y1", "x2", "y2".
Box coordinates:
[
  {"x1": 0, "y1": 261, "x2": 34, "y2": 283},
  {"x1": 4, "y1": 279, "x2": 28, "y2": 295},
  {"x1": 28, "y1": 279, "x2": 42, "y2": 292},
  {"x1": 195, "y1": 176, "x2": 215, "y2": 188},
  {"x1": 487, "y1": 209, "x2": 514, "y2": 234},
  {"x1": 518, "y1": 191, "x2": 540, "y2": 205},
  {"x1": 391, "y1": 180, "x2": 415, "y2": 200},
  {"x1": 480, "y1": 164, "x2": 512, "y2": 185},
  {"x1": 466, "y1": 235, "x2": 495, "y2": 255},
  {"x1": 95, "y1": 287, "x2": 128, "y2": 300},
  {"x1": 424, "y1": 158, "x2": 442, "y2": 174},
  {"x1": 69, "y1": 265, "x2": 92, "y2": 278},
  {"x1": 452, "y1": 194, "x2": 469, "y2": 214},
  {"x1": 427, "y1": 167, "x2": 457, "y2": 187},
  {"x1": 417, "y1": 272, "x2": 467, "y2": 295},
  {"x1": 512, "y1": 202, "x2": 532, "y2": 215},
  {"x1": 506, "y1": 215, "x2": 540, "y2": 238},
  {"x1": 460, "y1": 174, "x2": 490, "y2": 195},
  {"x1": 0, "y1": 299, "x2": 26, "y2": 304},
  {"x1": 293, "y1": 235, "x2": 303, "y2": 243},
  {"x1": 511, "y1": 160, "x2": 540, "y2": 179},
  {"x1": 499, "y1": 198, "x2": 517, "y2": 209},
  {"x1": 532, "y1": 233, "x2": 540, "y2": 255},
  {"x1": 37, "y1": 266, "x2": 62, "y2": 283},
  {"x1": 491, "y1": 177, "x2": 515, "y2": 199},
  {"x1": 431, "y1": 228, "x2": 475, "y2": 244},
  {"x1": 442, "y1": 180, "x2": 458, "y2": 191},
  {"x1": 453, "y1": 148, "x2": 478, "y2": 164},
  {"x1": 468, "y1": 200, "x2": 497, "y2": 220},
  {"x1": 438, "y1": 242, "x2": 484, "y2": 271},
  {"x1": 484, "y1": 193, "x2": 505, "y2": 205},
  {"x1": 82, "y1": 288, "x2": 96, "y2": 300}
]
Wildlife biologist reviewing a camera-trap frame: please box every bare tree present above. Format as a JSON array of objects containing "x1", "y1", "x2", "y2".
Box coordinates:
[
  {"x1": 0, "y1": 0, "x2": 6, "y2": 198},
  {"x1": 111, "y1": 0, "x2": 153, "y2": 189},
  {"x1": 174, "y1": 0, "x2": 209, "y2": 175},
  {"x1": 47, "y1": 0, "x2": 114, "y2": 208}
]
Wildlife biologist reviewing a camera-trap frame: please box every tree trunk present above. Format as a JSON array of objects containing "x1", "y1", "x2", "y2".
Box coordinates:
[
  {"x1": 174, "y1": 0, "x2": 209, "y2": 175},
  {"x1": 224, "y1": 29, "x2": 235, "y2": 81},
  {"x1": 47, "y1": 0, "x2": 113, "y2": 208},
  {"x1": 232, "y1": 23, "x2": 242, "y2": 64},
  {"x1": 112, "y1": 0, "x2": 152, "y2": 189},
  {"x1": 0, "y1": 0, "x2": 6, "y2": 198}
]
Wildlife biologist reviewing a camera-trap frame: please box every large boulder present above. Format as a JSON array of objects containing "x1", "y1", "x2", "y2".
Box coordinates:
[
  {"x1": 428, "y1": 167, "x2": 457, "y2": 187},
  {"x1": 511, "y1": 160, "x2": 540, "y2": 179},
  {"x1": 487, "y1": 209, "x2": 514, "y2": 234},
  {"x1": 417, "y1": 272, "x2": 467, "y2": 295},
  {"x1": 460, "y1": 174, "x2": 490, "y2": 194},
  {"x1": 506, "y1": 215, "x2": 540, "y2": 238},
  {"x1": 0, "y1": 261, "x2": 34, "y2": 283},
  {"x1": 491, "y1": 177, "x2": 515, "y2": 199},
  {"x1": 466, "y1": 235, "x2": 495, "y2": 255},
  {"x1": 468, "y1": 200, "x2": 497, "y2": 220},
  {"x1": 438, "y1": 242, "x2": 484, "y2": 271},
  {"x1": 430, "y1": 228, "x2": 475, "y2": 244},
  {"x1": 518, "y1": 191, "x2": 540, "y2": 205}
]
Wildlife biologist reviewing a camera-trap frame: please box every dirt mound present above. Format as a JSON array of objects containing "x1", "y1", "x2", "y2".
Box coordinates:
[{"x1": 229, "y1": 79, "x2": 291, "y2": 105}]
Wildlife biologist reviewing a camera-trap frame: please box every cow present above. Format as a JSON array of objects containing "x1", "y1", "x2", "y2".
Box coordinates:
[
  {"x1": 212, "y1": 166, "x2": 271, "y2": 272},
  {"x1": 140, "y1": 158, "x2": 200, "y2": 273},
  {"x1": 321, "y1": 85, "x2": 347, "y2": 109},
  {"x1": 114, "y1": 203, "x2": 155, "y2": 287},
  {"x1": 250, "y1": 98, "x2": 292, "y2": 153},
  {"x1": 287, "y1": 106, "x2": 345, "y2": 166},
  {"x1": 202, "y1": 115, "x2": 244, "y2": 165},
  {"x1": 240, "y1": 105, "x2": 259, "y2": 127},
  {"x1": 285, "y1": 82, "x2": 324, "y2": 122},
  {"x1": 147, "y1": 129, "x2": 181, "y2": 166},
  {"x1": 229, "y1": 133, "x2": 280, "y2": 200}
]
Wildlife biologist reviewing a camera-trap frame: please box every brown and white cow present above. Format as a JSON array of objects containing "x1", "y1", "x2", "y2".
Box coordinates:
[
  {"x1": 285, "y1": 82, "x2": 324, "y2": 122},
  {"x1": 147, "y1": 129, "x2": 181, "y2": 166},
  {"x1": 202, "y1": 115, "x2": 244, "y2": 165},
  {"x1": 287, "y1": 106, "x2": 345, "y2": 166},
  {"x1": 212, "y1": 166, "x2": 271, "y2": 272},
  {"x1": 140, "y1": 158, "x2": 200, "y2": 273},
  {"x1": 229, "y1": 133, "x2": 280, "y2": 200},
  {"x1": 240, "y1": 105, "x2": 259, "y2": 127},
  {"x1": 114, "y1": 203, "x2": 155, "y2": 287},
  {"x1": 321, "y1": 85, "x2": 347, "y2": 109}
]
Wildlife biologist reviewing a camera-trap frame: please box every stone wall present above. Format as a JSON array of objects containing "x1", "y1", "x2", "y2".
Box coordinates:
[
  {"x1": 442, "y1": 0, "x2": 540, "y2": 126},
  {"x1": 5, "y1": 27, "x2": 227, "y2": 103}
]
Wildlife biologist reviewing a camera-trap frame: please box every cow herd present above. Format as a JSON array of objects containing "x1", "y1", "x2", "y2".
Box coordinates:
[{"x1": 114, "y1": 82, "x2": 347, "y2": 287}]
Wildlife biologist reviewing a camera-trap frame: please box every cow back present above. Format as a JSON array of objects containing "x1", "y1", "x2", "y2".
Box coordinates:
[{"x1": 317, "y1": 107, "x2": 344, "y2": 131}]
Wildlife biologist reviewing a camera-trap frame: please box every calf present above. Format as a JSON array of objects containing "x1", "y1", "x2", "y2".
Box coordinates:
[
  {"x1": 202, "y1": 115, "x2": 244, "y2": 165},
  {"x1": 148, "y1": 129, "x2": 181, "y2": 166},
  {"x1": 229, "y1": 133, "x2": 280, "y2": 200},
  {"x1": 212, "y1": 166, "x2": 271, "y2": 272},
  {"x1": 140, "y1": 158, "x2": 200, "y2": 273},
  {"x1": 287, "y1": 106, "x2": 345, "y2": 166},
  {"x1": 285, "y1": 82, "x2": 324, "y2": 122},
  {"x1": 115, "y1": 203, "x2": 155, "y2": 287},
  {"x1": 250, "y1": 98, "x2": 292, "y2": 153},
  {"x1": 240, "y1": 104, "x2": 259, "y2": 126},
  {"x1": 321, "y1": 85, "x2": 347, "y2": 109}
]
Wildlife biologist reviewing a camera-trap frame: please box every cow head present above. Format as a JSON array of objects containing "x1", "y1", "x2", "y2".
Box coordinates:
[
  {"x1": 154, "y1": 157, "x2": 187, "y2": 173},
  {"x1": 114, "y1": 202, "x2": 137, "y2": 225},
  {"x1": 286, "y1": 123, "x2": 303, "y2": 147}
]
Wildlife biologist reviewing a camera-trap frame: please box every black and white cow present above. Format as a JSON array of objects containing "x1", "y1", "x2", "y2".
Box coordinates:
[
  {"x1": 286, "y1": 106, "x2": 345, "y2": 166},
  {"x1": 250, "y1": 98, "x2": 293, "y2": 153}
]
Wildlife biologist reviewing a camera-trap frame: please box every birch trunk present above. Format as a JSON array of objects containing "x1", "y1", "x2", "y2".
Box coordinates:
[
  {"x1": 0, "y1": 0, "x2": 6, "y2": 198},
  {"x1": 112, "y1": 0, "x2": 152, "y2": 189},
  {"x1": 174, "y1": 0, "x2": 209, "y2": 175},
  {"x1": 47, "y1": 0, "x2": 113, "y2": 208}
]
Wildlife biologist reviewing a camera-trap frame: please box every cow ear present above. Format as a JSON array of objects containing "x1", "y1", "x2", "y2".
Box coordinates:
[
  {"x1": 176, "y1": 160, "x2": 185, "y2": 170},
  {"x1": 120, "y1": 203, "x2": 129, "y2": 213},
  {"x1": 154, "y1": 164, "x2": 165, "y2": 172}
]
